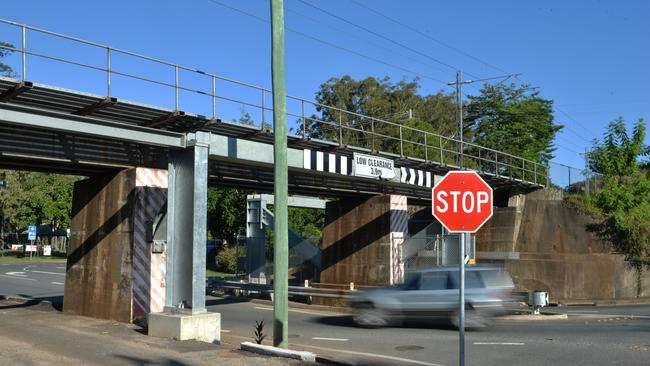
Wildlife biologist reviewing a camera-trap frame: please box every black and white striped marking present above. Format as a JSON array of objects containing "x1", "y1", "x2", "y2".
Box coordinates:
[
  {"x1": 303, "y1": 149, "x2": 435, "y2": 188},
  {"x1": 303, "y1": 149, "x2": 352, "y2": 175},
  {"x1": 400, "y1": 167, "x2": 432, "y2": 187}
]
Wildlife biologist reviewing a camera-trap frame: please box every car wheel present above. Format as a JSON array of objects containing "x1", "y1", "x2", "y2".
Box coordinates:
[
  {"x1": 353, "y1": 304, "x2": 388, "y2": 328},
  {"x1": 451, "y1": 309, "x2": 490, "y2": 329}
]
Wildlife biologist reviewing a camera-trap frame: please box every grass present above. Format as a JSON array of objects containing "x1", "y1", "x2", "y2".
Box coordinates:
[
  {"x1": 206, "y1": 269, "x2": 238, "y2": 278},
  {"x1": 0, "y1": 251, "x2": 67, "y2": 263},
  {"x1": 0, "y1": 251, "x2": 239, "y2": 278}
]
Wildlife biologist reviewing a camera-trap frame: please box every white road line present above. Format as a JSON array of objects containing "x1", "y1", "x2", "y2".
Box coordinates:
[
  {"x1": 473, "y1": 342, "x2": 525, "y2": 346},
  {"x1": 567, "y1": 310, "x2": 599, "y2": 313},
  {"x1": 26, "y1": 270, "x2": 65, "y2": 276},
  {"x1": 5, "y1": 272, "x2": 27, "y2": 277},
  {"x1": 294, "y1": 344, "x2": 443, "y2": 366},
  {"x1": 312, "y1": 337, "x2": 349, "y2": 342},
  {"x1": 0, "y1": 273, "x2": 36, "y2": 281},
  {"x1": 51, "y1": 282, "x2": 64, "y2": 285},
  {"x1": 221, "y1": 329, "x2": 231, "y2": 333},
  {"x1": 253, "y1": 305, "x2": 333, "y2": 317}
]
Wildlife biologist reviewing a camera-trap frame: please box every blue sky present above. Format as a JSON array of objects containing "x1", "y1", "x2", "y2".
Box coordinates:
[{"x1": 1, "y1": 0, "x2": 648, "y2": 181}]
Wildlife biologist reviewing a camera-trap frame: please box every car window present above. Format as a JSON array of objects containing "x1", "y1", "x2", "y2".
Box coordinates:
[
  {"x1": 420, "y1": 272, "x2": 449, "y2": 290},
  {"x1": 400, "y1": 273, "x2": 420, "y2": 290},
  {"x1": 448, "y1": 271, "x2": 484, "y2": 289},
  {"x1": 480, "y1": 269, "x2": 514, "y2": 288}
]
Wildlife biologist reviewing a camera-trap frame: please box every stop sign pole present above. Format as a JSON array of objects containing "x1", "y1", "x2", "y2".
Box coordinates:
[{"x1": 432, "y1": 171, "x2": 493, "y2": 366}]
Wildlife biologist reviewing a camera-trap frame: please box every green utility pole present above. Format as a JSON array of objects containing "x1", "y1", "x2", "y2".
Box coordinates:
[{"x1": 270, "y1": 0, "x2": 289, "y2": 349}]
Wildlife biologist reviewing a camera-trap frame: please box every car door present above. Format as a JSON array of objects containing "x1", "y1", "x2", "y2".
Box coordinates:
[{"x1": 395, "y1": 271, "x2": 455, "y2": 318}]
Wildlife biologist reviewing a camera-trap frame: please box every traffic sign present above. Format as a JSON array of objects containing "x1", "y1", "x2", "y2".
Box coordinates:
[
  {"x1": 432, "y1": 171, "x2": 493, "y2": 233},
  {"x1": 28, "y1": 225, "x2": 37, "y2": 241}
]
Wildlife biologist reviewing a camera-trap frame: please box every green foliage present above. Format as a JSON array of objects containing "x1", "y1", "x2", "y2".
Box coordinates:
[
  {"x1": 216, "y1": 245, "x2": 245, "y2": 273},
  {"x1": 0, "y1": 41, "x2": 15, "y2": 77},
  {"x1": 207, "y1": 187, "x2": 249, "y2": 242},
  {"x1": 298, "y1": 75, "x2": 455, "y2": 157},
  {"x1": 584, "y1": 118, "x2": 650, "y2": 295},
  {"x1": 0, "y1": 170, "x2": 77, "y2": 230},
  {"x1": 288, "y1": 207, "x2": 324, "y2": 246},
  {"x1": 465, "y1": 83, "x2": 562, "y2": 165},
  {"x1": 588, "y1": 117, "x2": 649, "y2": 177}
]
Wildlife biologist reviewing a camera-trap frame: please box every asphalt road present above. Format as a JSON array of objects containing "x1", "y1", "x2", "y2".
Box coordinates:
[
  {"x1": 210, "y1": 297, "x2": 650, "y2": 366},
  {"x1": 0, "y1": 262, "x2": 66, "y2": 300},
  {"x1": 1, "y1": 266, "x2": 649, "y2": 365}
]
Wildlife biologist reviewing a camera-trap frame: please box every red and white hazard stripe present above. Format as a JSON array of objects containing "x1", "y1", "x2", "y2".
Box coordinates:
[{"x1": 132, "y1": 168, "x2": 168, "y2": 319}]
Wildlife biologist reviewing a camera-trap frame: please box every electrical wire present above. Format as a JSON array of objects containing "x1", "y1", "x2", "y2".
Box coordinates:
[
  {"x1": 294, "y1": 0, "x2": 482, "y2": 79},
  {"x1": 349, "y1": 0, "x2": 510, "y2": 75},
  {"x1": 207, "y1": 0, "x2": 450, "y2": 85}
]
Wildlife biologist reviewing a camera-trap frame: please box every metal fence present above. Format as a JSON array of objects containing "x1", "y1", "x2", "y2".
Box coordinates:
[
  {"x1": 404, "y1": 234, "x2": 475, "y2": 271},
  {"x1": 549, "y1": 162, "x2": 604, "y2": 195},
  {"x1": 0, "y1": 19, "x2": 547, "y2": 186}
]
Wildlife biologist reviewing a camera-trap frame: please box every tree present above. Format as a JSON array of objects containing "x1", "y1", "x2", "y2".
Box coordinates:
[
  {"x1": 0, "y1": 41, "x2": 14, "y2": 77},
  {"x1": 0, "y1": 170, "x2": 77, "y2": 230},
  {"x1": 298, "y1": 75, "x2": 455, "y2": 158},
  {"x1": 207, "y1": 187, "x2": 249, "y2": 242},
  {"x1": 465, "y1": 83, "x2": 562, "y2": 167},
  {"x1": 585, "y1": 118, "x2": 650, "y2": 296}
]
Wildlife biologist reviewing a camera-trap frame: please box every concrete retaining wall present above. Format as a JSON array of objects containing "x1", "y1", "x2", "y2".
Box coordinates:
[{"x1": 477, "y1": 188, "x2": 649, "y2": 301}]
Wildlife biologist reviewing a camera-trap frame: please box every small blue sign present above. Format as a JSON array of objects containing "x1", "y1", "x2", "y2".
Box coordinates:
[{"x1": 28, "y1": 225, "x2": 37, "y2": 241}]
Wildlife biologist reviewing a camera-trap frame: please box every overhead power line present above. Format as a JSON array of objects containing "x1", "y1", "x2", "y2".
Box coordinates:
[
  {"x1": 294, "y1": 0, "x2": 483, "y2": 80},
  {"x1": 349, "y1": 0, "x2": 510, "y2": 75},
  {"x1": 284, "y1": 6, "x2": 450, "y2": 75},
  {"x1": 207, "y1": 0, "x2": 449, "y2": 85}
]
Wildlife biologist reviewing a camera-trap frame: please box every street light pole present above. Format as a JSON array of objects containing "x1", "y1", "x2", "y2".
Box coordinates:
[{"x1": 270, "y1": 0, "x2": 289, "y2": 349}]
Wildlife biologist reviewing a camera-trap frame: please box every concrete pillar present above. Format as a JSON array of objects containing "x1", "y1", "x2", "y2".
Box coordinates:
[
  {"x1": 246, "y1": 196, "x2": 267, "y2": 284},
  {"x1": 149, "y1": 138, "x2": 220, "y2": 343},
  {"x1": 64, "y1": 168, "x2": 168, "y2": 323},
  {"x1": 320, "y1": 195, "x2": 408, "y2": 289}
]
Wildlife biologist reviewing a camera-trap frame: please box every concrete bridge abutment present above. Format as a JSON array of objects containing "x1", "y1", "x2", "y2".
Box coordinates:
[{"x1": 64, "y1": 135, "x2": 220, "y2": 343}]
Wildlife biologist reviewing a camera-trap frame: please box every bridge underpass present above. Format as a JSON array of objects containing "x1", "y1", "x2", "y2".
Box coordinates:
[{"x1": 0, "y1": 21, "x2": 548, "y2": 343}]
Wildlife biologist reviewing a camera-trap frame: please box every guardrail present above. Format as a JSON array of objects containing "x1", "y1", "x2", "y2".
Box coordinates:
[
  {"x1": 0, "y1": 18, "x2": 547, "y2": 186},
  {"x1": 207, "y1": 278, "x2": 358, "y2": 299}
]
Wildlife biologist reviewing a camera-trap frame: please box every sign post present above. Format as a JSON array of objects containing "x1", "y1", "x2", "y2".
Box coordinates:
[
  {"x1": 27, "y1": 225, "x2": 37, "y2": 260},
  {"x1": 432, "y1": 171, "x2": 493, "y2": 366}
]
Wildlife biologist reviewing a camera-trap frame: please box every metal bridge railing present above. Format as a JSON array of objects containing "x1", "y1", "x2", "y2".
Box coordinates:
[{"x1": 0, "y1": 19, "x2": 548, "y2": 186}]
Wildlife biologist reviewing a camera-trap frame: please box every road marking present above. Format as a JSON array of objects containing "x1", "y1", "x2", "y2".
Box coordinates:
[
  {"x1": 567, "y1": 310, "x2": 598, "y2": 313},
  {"x1": 51, "y1": 282, "x2": 64, "y2": 285},
  {"x1": 253, "y1": 305, "x2": 334, "y2": 317},
  {"x1": 294, "y1": 344, "x2": 443, "y2": 366},
  {"x1": 27, "y1": 270, "x2": 65, "y2": 276},
  {"x1": 221, "y1": 329, "x2": 231, "y2": 333},
  {"x1": 0, "y1": 273, "x2": 36, "y2": 281},
  {"x1": 5, "y1": 271, "x2": 27, "y2": 277},
  {"x1": 474, "y1": 342, "x2": 524, "y2": 346},
  {"x1": 312, "y1": 337, "x2": 349, "y2": 342}
]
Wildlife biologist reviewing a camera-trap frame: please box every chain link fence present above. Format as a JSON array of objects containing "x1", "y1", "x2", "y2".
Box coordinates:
[{"x1": 549, "y1": 161, "x2": 604, "y2": 196}]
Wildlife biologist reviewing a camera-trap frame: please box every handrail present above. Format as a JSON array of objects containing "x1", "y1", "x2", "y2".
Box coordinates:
[{"x1": 0, "y1": 18, "x2": 548, "y2": 186}]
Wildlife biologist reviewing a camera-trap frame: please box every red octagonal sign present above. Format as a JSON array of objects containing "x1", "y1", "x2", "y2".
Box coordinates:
[{"x1": 432, "y1": 171, "x2": 493, "y2": 233}]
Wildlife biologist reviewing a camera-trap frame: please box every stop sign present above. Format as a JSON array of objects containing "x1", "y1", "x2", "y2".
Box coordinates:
[{"x1": 432, "y1": 171, "x2": 493, "y2": 233}]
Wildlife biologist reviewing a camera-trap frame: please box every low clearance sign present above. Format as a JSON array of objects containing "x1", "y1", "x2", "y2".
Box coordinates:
[{"x1": 432, "y1": 171, "x2": 493, "y2": 233}]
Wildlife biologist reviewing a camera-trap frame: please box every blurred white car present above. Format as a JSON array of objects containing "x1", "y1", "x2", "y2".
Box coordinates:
[{"x1": 348, "y1": 265, "x2": 515, "y2": 328}]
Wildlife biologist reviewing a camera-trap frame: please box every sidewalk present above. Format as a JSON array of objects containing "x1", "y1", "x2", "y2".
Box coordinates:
[{"x1": 0, "y1": 298, "x2": 314, "y2": 366}]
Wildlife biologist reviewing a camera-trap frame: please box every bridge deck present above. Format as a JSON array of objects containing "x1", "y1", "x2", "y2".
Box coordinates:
[{"x1": 0, "y1": 77, "x2": 543, "y2": 203}]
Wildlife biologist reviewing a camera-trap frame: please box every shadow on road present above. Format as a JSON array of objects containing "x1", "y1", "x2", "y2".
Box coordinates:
[
  {"x1": 311, "y1": 314, "x2": 486, "y2": 331},
  {"x1": 0, "y1": 295, "x2": 63, "y2": 311},
  {"x1": 113, "y1": 354, "x2": 191, "y2": 366},
  {"x1": 206, "y1": 295, "x2": 254, "y2": 307}
]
